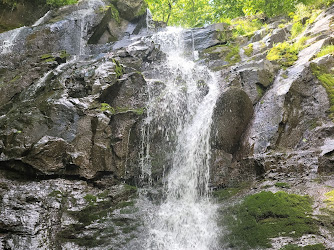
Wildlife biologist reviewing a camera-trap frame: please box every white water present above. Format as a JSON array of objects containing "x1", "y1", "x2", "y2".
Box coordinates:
[
  {"x1": 0, "y1": 27, "x2": 24, "y2": 55},
  {"x1": 142, "y1": 27, "x2": 220, "y2": 250}
]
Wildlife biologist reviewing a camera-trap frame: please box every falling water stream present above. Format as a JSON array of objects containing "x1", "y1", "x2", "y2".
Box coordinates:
[{"x1": 141, "y1": 27, "x2": 220, "y2": 250}]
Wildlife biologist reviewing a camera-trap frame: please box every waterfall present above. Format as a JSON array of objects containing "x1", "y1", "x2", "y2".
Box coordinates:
[
  {"x1": 141, "y1": 27, "x2": 220, "y2": 250},
  {"x1": 0, "y1": 27, "x2": 24, "y2": 55}
]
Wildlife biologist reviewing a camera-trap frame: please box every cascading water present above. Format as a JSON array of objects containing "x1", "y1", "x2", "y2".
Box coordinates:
[{"x1": 141, "y1": 27, "x2": 220, "y2": 250}]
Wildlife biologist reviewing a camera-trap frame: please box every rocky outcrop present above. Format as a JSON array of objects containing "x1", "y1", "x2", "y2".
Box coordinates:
[
  {"x1": 0, "y1": 0, "x2": 162, "y2": 248},
  {"x1": 0, "y1": 0, "x2": 334, "y2": 248}
]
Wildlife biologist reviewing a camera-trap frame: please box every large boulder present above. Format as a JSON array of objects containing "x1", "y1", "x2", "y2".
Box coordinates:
[{"x1": 211, "y1": 87, "x2": 254, "y2": 154}]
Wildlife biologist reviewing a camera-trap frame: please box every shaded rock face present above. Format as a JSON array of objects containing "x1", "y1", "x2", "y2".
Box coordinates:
[
  {"x1": 211, "y1": 87, "x2": 253, "y2": 154},
  {"x1": 0, "y1": 0, "x2": 334, "y2": 248},
  {"x1": 204, "y1": 5, "x2": 334, "y2": 191},
  {"x1": 0, "y1": 0, "x2": 50, "y2": 33},
  {"x1": 0, "y1": 0, "x2": 165, "y2": 248}
]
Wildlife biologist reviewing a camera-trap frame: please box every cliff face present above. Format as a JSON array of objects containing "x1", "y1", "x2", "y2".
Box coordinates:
[{"x1": 0, "y1": 0, "x2": 333, "y2": 249}]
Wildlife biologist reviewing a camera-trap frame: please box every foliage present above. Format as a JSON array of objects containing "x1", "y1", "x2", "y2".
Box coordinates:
[
  {"x1": 324, "y1": 190, "x2": 334, "y2": 208},
  {"x1": 46, "y1": 0, "x2": 77, "y2": 7},
  {"x1": 109, "y1": 4, "x2": 120, "y2": 24},
  {"x1": 267, "y1": 37, "x2": 309, "y2": 68},
  {"x1": 291, "y1": 21, "x2": 306, "y2": 39},
  {"x1": 231, "y1": 18, "x2": 263, "y2": 38},
  {"x1": 267, "y1": 42, "x2": 299, "y2": 68},
  {"x1": 145, "y1": 0, "x2": 333, "y2": 28},
  {"x1": 316, "y1": 45, "x2": 334, "y2": 58},
  {"x1": 112, "y1": 59, "x2": 124, "y2": 79},
  {"x1": 145, "y1": 0, "x2": 213, "y2": 27},
  {"x1": 221, "y1": 191, "x2": 317, "y2": 249},
  {"x1": 243, "y1": 43, "x2": 253, "y2": 56},
  {"x1": 310, "y1": 63, "x2": 334, "y2": 120},
  {"x1": 275, "y1": 182, "x2": 290, "y2": 188}
]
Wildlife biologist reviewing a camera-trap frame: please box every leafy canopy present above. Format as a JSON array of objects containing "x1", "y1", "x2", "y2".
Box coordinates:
[{"x1": 145, "y1": 0, "x2": 334, "y2": 27}]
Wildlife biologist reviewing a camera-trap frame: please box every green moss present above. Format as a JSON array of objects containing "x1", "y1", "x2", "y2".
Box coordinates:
[
  {"x1": 40, "y1": 53, "x2": 53, "y2": 60},
  {"x1": 267, "y1": 36, "x2": 310, "y2": 68},
  {"x1": 100, "y1": 103, "x2": 115, "y2": 113},
  {"x1": 110, "y1": 4, "x2": 120, "y2": 24},
  {"x1": 112, "y1": 58, "x2": 124, "y2": 78},
  {"x1": 291, "y1": 21, "x2": 306, "y2": 39},
  {"x1": 226, "y1": 45, "x2": 241, "y2": 65},
  {"x1": 324, "y1": 190, "x2": 334, "y2": 208},
  {"x1": 256, "y1": 84, "x2": 265, "y2": 96},
  {"x1": 310, "y1": 63, "x2": 334, "y2": 120},
  {"x1": 275, "y1": 182, "x2": 290, "y2": 188},
  {"x1": 9, "y1": 74, "x2": 21, "y2": 83},
  {"x1": 221, "y1": 191, "x2": 318, "y2": 249},
  {"x1": 304, "y1": 244, "x2": 326, "y2": 250},
  {"x1": 84, "y1": 194, "x2": 97, "y2": 204},
  {"x1": 267, "y1": 42, "x2": 299, "y2": 68},
  {"x1": 316, "y1": 45, "x2": 334, "y2": 58},
  {"x1": 244, "y1": 43, "x2": 254, "y2": 57},
  {"x1": 60, "y1": 50, "x2": 70, "y2": 59}
]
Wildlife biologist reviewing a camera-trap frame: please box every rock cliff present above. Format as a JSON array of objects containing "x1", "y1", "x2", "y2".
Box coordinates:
[{"x1": 0, "y1": 0, "x2": 333, "y2": 249}]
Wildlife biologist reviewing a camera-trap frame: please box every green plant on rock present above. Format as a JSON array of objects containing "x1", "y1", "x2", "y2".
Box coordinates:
[
  {"x1": 226, "y1": 45, "x2": 241, "y2": 65},
  {"x1": 100, "y1": 103, "x2": 116, "y2": 114},
  {"x1": 46, "y1": 0, "x2": 78, "y2": 7},
  {"x1": 310, "y1": 63, "x2": 334, "y2": 120},
  {"x1": 291, "y1": 21, "x2": 306, "y2": 39},
  {"x1": 267, "y1": 37, "x2": 309, "y2": 68},
  {"x1": 275, "y1": 182, "x2": 290, "y2": 188},
  {"x1": 324, "y1": 190, "x2": 334, "y2": 208},
  {"x1": 109, "y1": 4, "x2": 120, "y2": 24},
  {"x1": 221, "y1": 191, "x2": 317, "y2": 249},
  {"x1": 112, "y1": 58, "x2": 124, "y2": 79},
  {"x1": 84, "y1": 194, "x2": 97, "y2": 205},
  {"x1": 40, "y1": 53, "x2": 55, "y2": 63},
  {"x1": 267, "y1": 42, "x2": 299, "y2": 68},
  {"x1": 316, "y1": 45, "x2": 334, "y2": 58},
  {"x1": 243, "y1": 43, "x2": 254, "y2": 57}
]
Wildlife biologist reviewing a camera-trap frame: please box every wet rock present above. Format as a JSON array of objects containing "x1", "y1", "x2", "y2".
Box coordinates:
[
  {"x1": 183, "y1": 23, "x2": 230, "y2": 51},
  {"x1": 233, "y1": 59, "x2": 276, "y2": 104},
  {"x1": 263, "y1": 26, "x2": 291, "y2": 48},
  {"x1": 211, "y1": 87, "x2": 253, "y2": 154}
]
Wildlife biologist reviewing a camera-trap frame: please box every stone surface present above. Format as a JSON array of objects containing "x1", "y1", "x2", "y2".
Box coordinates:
[
  {"x1": 0, "y1": 1, "x2": 334, "y2": 249},
  {"x1": 211, "y1": 87, "x2": 253, "y2": 154}
]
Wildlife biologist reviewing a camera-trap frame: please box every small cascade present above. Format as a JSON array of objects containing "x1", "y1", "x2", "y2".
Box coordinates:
[
  {"x1": 0, "y1": 27, "x2": 24, "y2": 55},
  {"x1": 141, "y1": 27, "x2": 220, "y2": 250},
  {"x1": 32, "y1": 11, "x2": 52, "y2": 27}
]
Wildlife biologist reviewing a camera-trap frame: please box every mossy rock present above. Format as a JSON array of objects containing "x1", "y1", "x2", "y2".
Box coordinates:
[
  {"x1": 310, "y1": 62, "x2": 334, "y2": 121},
  {"x1": 220, "y1": 191, "x2": 318, "y2": 249}
]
